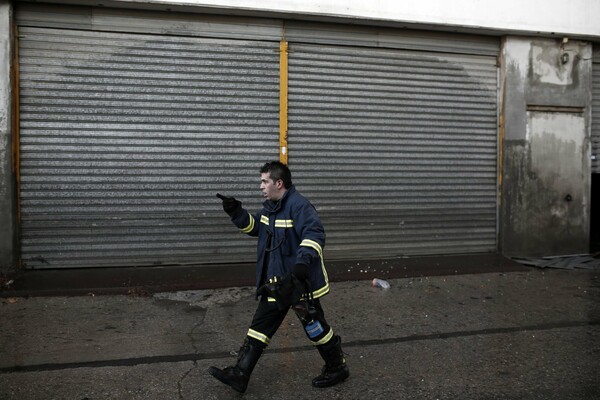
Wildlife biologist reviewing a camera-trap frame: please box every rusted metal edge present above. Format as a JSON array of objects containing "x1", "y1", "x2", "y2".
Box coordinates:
[{"x1": 11, "y1": 24, "x2": 20, "y2": 225}]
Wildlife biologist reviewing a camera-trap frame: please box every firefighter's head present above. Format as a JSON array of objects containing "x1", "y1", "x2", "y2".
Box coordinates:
[{"x1": 260, "y1": 161, "x2": 292, "y2": 201}]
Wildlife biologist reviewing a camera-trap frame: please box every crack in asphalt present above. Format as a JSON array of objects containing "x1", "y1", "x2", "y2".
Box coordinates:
[
  {"x1": 177, "y1": 310, "x2": 206, "y2": 400},
  {"x1": 2, "y1": 319, "x2": 598, "y2": 374},
  {"x1": 177, "y1": 362, "x2": 196, "y2": 400}
]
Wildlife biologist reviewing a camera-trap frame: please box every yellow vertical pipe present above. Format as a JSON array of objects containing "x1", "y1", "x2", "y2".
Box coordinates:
[{"x1": 279, "y1": 40, "x2": 288, "y2": 165}]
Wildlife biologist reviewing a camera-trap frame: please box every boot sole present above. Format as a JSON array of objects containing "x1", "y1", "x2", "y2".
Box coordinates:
[
  {"x1": 207, "y1": 367, "x2": 247, "y2": 393},
  {"x1": 312, "y1": 368, "x2": 350, "y2": 388}
]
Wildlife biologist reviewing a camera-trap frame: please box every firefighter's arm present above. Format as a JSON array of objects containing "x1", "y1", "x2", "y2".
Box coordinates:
[
  {"x1": 232, "y1": 210, "x2": 260, "y2": 237},
  {"x1": 216, "y1": 193, "x2": 259, "y2": 237},
  {"x1": 295, "y1": 202, "x2": 325, "y2": 267}
]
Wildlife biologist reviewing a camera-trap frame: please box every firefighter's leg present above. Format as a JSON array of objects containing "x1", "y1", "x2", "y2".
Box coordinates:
[
  {"x1": 207, "y1": 337, "x2": 264, "y2": 393},
  {"x1": 208, "y1": 295, "x2": 287, "y2": 393},
  {"x1": 293, "y1": 299, "x2": 349, "y2": 388},
  {"x1": 312, "y1": 334, "x2": 350, "y2": 388}
]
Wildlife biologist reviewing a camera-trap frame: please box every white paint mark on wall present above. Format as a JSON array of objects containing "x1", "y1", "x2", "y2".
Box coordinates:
[{"x1": 532, "y1": 44, "x2": 574, "y2": 85}]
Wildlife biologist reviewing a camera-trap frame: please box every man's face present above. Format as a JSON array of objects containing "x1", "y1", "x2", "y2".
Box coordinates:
[{"x1": 260, "y1": 173, "x2": 283, "y2": 201}]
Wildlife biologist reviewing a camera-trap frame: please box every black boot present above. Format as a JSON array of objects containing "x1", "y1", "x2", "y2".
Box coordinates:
[
  {"x1": 208, "y1": 339, "x2": 264, "y2": 393},
  {"x1": 312, "y1": 335, "x2": 350, "y2": 388}
]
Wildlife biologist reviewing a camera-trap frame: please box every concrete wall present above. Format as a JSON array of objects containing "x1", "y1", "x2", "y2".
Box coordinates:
[
  {"x1": 0, "y1": 0, "x2": 17, "y2": 274},
  {"x1": 500, "y1": 37, "x2": 592, "y2": 256}
]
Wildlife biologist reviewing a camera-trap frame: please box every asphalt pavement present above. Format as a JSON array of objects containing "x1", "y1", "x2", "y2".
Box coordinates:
[{"x1": 1, "y1": 266, "x2": 599, "y2": 399}]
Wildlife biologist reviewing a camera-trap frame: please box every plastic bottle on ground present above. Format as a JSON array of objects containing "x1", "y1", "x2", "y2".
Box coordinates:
[{"x1": 372, "y1": 278, "x2": 391, "y2": 289}]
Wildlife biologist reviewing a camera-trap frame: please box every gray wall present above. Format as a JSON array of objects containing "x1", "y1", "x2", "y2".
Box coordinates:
[
  {"x1": 500, "y1": 37, "x2": 592, "y2": 256},
  {"x1": 0, "y1": 0, "x2": 17, "y2": 274}
]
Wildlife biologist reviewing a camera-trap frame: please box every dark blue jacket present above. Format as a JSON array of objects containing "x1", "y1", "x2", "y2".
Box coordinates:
[{"x1": 231, "y1": 186, "x2": 329, "y2": 299}]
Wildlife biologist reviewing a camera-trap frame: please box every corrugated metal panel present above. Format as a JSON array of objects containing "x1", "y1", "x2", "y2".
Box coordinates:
[
  {"x1": 18, "y1": 26, "x2": 280, "y2": 269},
  {"x1": 593, "y1": 48, "x2": 600, "y2": 174},
  {"x1": 284, "y1": 20, "x2": 500, "y2": 56},
  {"x1": 15, "y1": 3, "x2": 499, "y2": 56},
  {"x1": 287, "y1": 44, "x2": 498, "y2": 259},
  {"x1": 15, "y1": 3, "x2": 283, "y2": 41}
]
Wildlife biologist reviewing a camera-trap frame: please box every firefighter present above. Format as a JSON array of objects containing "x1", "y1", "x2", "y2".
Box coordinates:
[{"x1": 209, "y1": 161, "x2": 349, "y2": 393}]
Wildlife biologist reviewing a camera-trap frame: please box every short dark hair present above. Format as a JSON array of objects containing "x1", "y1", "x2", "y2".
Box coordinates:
[{"x1": 260, "y1": 161, "x2": 292, "y2": 188}]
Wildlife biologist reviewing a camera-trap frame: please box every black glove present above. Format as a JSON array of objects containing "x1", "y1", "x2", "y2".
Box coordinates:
[
  {"x1": 216, "y1": 193, "x2": 242, "y2": 217},
  {"x1": 257, "y1": 276, "x2": 282, "y2": 298},
  {"x1": 257, "y1": 274, "x2": 304, "y2": 311},
  {"x1": 293, "y1": 264, "x2": 309, "y2": 281}
]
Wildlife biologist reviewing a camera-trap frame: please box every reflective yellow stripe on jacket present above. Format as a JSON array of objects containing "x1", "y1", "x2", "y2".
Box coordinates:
[
  {"x1": 274, "y1": 219, "x2": 294, "y2": 228},
  {"x1": 300, "y1": 239, "x2": 322, "y2": 256},
  {"x1": 300, "y1": 239, "x2": 329, "y2": 299},
  {"x1": 240, "y1": 214, "x2": 255, "y2": 234}
]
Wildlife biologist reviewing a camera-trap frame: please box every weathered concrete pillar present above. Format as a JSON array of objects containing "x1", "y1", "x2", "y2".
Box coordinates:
[
  {"x1": 500, "y1": 36, "x2": 593, "y2": 256},
  {"x1": 0, "y1": 0, "x2": 17, "y2": 274}
]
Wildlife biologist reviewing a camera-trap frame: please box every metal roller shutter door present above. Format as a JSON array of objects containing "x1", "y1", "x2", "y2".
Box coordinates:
[
  {"x1": 18, "y1": 26, "x2": 279, "y2": 268},
  {"x1": 288, "y1": 44, "x2": 498, "y2": 258}
]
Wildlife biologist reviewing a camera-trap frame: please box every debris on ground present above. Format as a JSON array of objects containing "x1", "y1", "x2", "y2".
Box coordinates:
[
  {"x1": 372, "y1": 278, "x2": 391, "y2": 289},
  {"x1": 512, "y1": 254, "x2": 600, "y2": 270}
]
